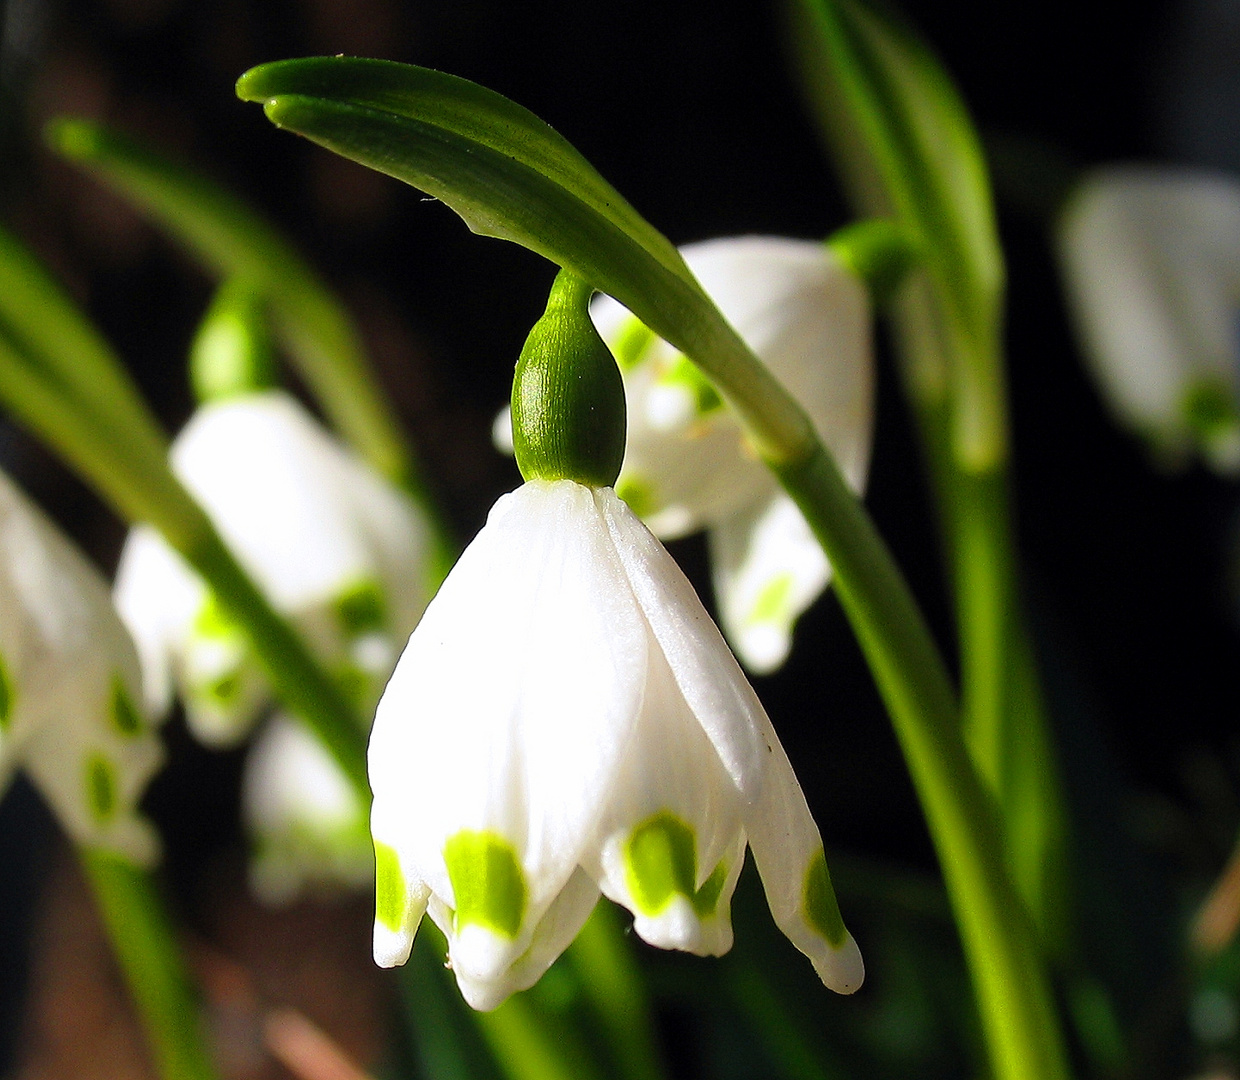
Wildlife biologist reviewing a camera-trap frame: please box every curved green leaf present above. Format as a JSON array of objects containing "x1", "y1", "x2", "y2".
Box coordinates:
[{"x1": 235, "y1": 58, "x2": 813, "y2": 460}]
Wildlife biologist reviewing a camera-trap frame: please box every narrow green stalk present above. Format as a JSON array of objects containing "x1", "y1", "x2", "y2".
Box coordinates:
[
  {"x1": 774, "y1": 447, "x2": 1069, "y2": 1080},
  {"x1": 79, "y1": 847, "x2": 218, "y2": 1080},
  {"x1": 566, "y1": 904, "x2": 668, "y2": 1080}
]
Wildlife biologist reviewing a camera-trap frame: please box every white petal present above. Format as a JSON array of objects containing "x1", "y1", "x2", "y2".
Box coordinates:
[
  {"x1": 743, "y1": 731, "x2": 863, "y2": 994},
  {"x1": 369, "y1": 480, "x2": 647, "y2": 975},
  {"x1": 708, "y1": 493, "x2": 831, "y2": 674},
  {"x1": 597, "y1": 237, "x2": 874, "y2": 537},
  {"x1": 597, "y1": 486, "x2": 860, "y2": 990},
  {"x1": 446, "y1": 868, "x2": 600, "y2": 1011},
  {"x1": 1058, "y1": 166, "x2": 1240, "y2": 466},
  {"x1": 242, "y1": 713, "x2": 371, "y2": 904},
  {"x1": 682, "y1": 237, "x2": 875, "y2": 494},
  {"x1": 0, "y1": 471, "x2": 163, "y2": 864},
  {"x1": 113, "y1": 527, "x2": 202, "y2": 719},
  {"x1": 595, "y1": 488, "x2": 767, "y2": 796},
  {"x1": 116, "y1": 390, "x2": 433, "y2": 745},
  {"x1": 584, "y1": 631, "x2": 746, "y2": 955}
]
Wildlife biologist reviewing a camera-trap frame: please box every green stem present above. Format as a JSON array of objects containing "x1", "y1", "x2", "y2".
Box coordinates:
[
  {"x1": 398, "y1": 935, "x2": 502, "y2": 1080},
  {"x1": 774, "y1": 446, "x2": 1069, "y2": 1080},
  {"x1": 565, "y1": 904, "x2": 668, "y2": 1080},
  {"x1": 891, "y1": 291, "x2": 1070, "y2": 951},
  {"x1": 79, "y1": 847, "x2": 218, "y2": 1080},
  {"x1": 475, "y1": 996, "x2": 608, "y2": 1080}
]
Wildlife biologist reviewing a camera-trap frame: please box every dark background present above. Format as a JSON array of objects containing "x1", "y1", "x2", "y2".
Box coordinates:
[{"x1": 2, "y1": 0, "x2": 1239, "y2": 1074}]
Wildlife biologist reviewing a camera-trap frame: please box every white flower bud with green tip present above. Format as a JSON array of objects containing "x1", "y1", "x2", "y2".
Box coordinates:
[
  {"x1": 1058, "y1": 166, "x2": 1240, "y2": 474},
  {"x1": 114, "y1": 388, "x2": 433, "y2": 747},
  {"x1": 370, "y1": 271, "x2": 862, "y2": 1010},
  {"x1": 242, "y1": 712, "x2": 372, "y2": 905},
  {"x1": 592, "y1": 236, "x2": 875, "y2": 674},
  {"x1": 0, "y1": 469, "x2": 162, "y2": 864}
]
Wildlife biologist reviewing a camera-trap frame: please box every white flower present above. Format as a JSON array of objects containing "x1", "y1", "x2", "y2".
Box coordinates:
[
  {"x1": 498, "y1": 236, "x2": 875, "y2": 674},
  {"x1": 242, "y1": 712, "x2": 372, "y2": 904},
  {"x1": 368, "y1": 478, "x2": 863, "y2": 1011},
  {"x1": 114, "y1": 389, "x2": 432, "y2": 747},
  {"x1": 0, "y1": 469, "x2": 161, "y2": 864},
  {"x1": 1058, "y1": 165, "x2": 1240, "y2": 473}
]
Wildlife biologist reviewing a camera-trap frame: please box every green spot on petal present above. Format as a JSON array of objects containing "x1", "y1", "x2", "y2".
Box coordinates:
[
  {"x1": 193, "y1": 593, "x2": 238, "y2": 641},
  {"x1": 615, "y1": 474, "x2": 659, "y2": 520},
  {"x1": 803, "y1": 848, "x2": 846, "y2": 947},
  {"x1": 611, "y1": 314, "x2": 657, "y2": 371},
  {"x1": 0, "y1": 650, "x2": 13, "y2": 732},
  {"x1": 750, "y1": 572, "x2": 796, "y2": 626},
  {"x1": 444, "y1": 830, "x2": 527, "y2": 939},
  {"x1": 110, "y1": 676, "x2": 142, "y2": 736},
  {"x1": 661, "y1": 354, "x2": 723, "y2": 417},
  {"x1": 333, "y1": 662, "x2": 372, "y2": 711},
  {"x1": 86, "y1": 754, "x2": 118, "y2": 823},
  {"x1": 624, "y1": 812, "x2": 697, "y2": 915},
  {"x1": 333, "y1": 578, "x2": 388, "y2": 639},
  {"x1": 200, "y1": 669, "x2": 243, "y2": 707},
  {"x1": 1182, "y1": 376, "x2": 1240, "y2": 442},
  {"x1": 692, "y1": 860, "x2": 729, "y2": 918},
  {"x1": 375, "y1": 841, "x2": 409, "y2": 932}
]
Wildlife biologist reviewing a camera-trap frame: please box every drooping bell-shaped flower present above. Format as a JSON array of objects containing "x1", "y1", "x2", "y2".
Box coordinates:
[
  {"x1": 0, "y1": 468, "x2": 162, "y2": 864},
  {"x1": 370, "y1": 271, "x2": 862, "y2": 1010},
  {"x1": 242, "y1": 711, "x2": 372, "y2": 904},
  {"x1": 1058, "y1": 166, "x2": 1240, "y2": 473},
  {"x1": 497, "y1": 236, "x2": 874, "y2": 673},
  {"x1": 114, "y1": 385, "x2": 432, "y2": 747}
]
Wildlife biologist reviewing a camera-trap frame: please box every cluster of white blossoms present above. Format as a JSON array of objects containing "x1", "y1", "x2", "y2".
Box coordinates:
[
  {"x1": 114, "y1": 388, "x2": 432, "y2": 900},
  {"x1": 1058, "y1": 166, "x2": 1240, "y2": 473},
  {"x1": 0, "y1": 468, "x2": 162, "y2": 864},
  {"x1": 372, "y1": 268, "x2": 863, "y2": 1010},
  {"x1": 497, "y1": 236, "x2": 874, "y2": 674}
]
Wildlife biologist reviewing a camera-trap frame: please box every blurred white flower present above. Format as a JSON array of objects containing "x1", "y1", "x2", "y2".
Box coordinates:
[
  {"x1": 0, "y1": 469, "x2": 161, "y2": 864},
  {"x1": 114, "y1": 389, "x2": 432, "y2": 747},
  {"x1": 369, "y1": 478, "x2": 862, "y2": 1011},
  {"x1": 242, "y1": 712, "x2": 372, "y2": 904},
  {"x1": 496, "y1": 236, "x2": 874, "y2": 673},
  {"x1": 1058, "y1": 165, "x2": 1240, "y2": 473}
]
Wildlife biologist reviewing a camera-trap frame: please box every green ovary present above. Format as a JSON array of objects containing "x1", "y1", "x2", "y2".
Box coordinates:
[
  {"x1": 624, "y1": 811, "x2": 728, "y2": 918},
  {"x1": 444, "y1": 831, "x2": 527, "y2": 938},
  {"x1": 803, "y1": 848, "x2": 846, "y2": 947},
  {"x1": 375, "y1": 841, "x2": 410, "y2": 931}
]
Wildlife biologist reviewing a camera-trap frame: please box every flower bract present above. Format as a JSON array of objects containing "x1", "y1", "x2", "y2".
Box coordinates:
[
  {"x1": 369, "y1": 477, "x2": 863, "y2": 1010},
  {"x1": 1058, "y1": 165, "x2": 1240, "y2": 473},
  {"x1": 0, "y1": 469, "x2": 161, "y2": 864}
]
